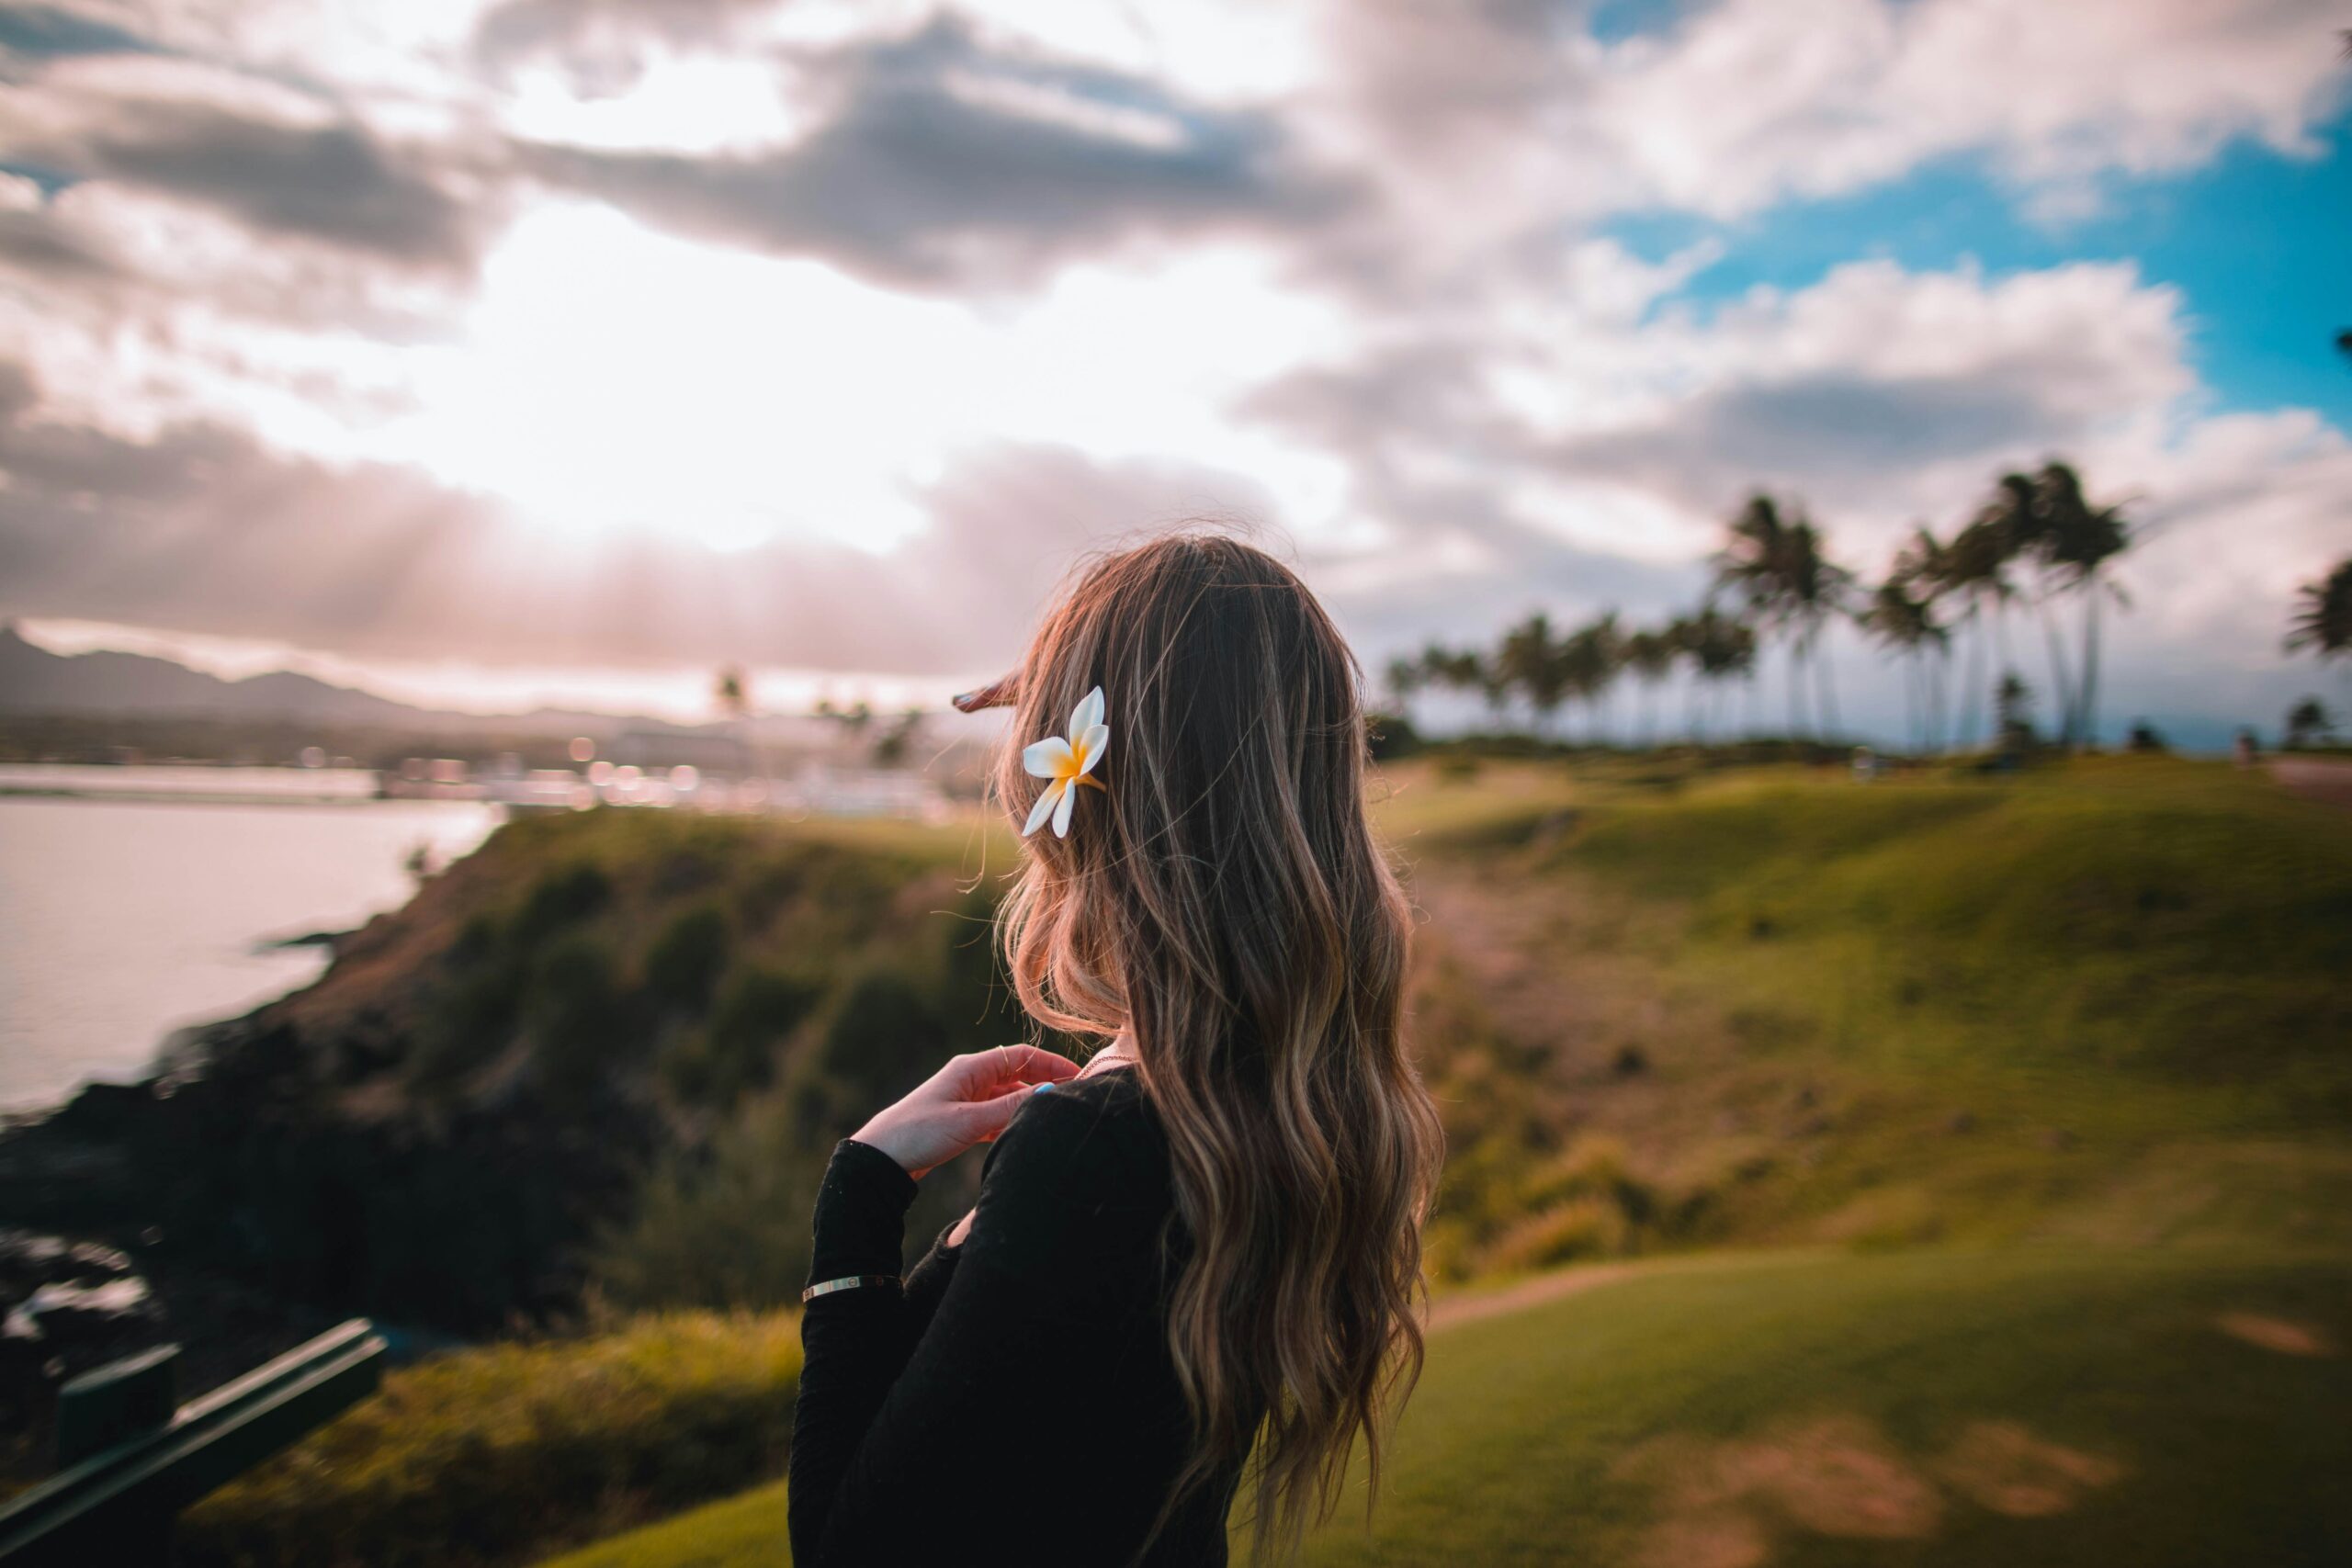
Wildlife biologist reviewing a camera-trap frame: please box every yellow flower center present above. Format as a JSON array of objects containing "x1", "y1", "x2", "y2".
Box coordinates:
[{"x1": 1057, "y1": 737, "x2": 1105, "y2": 790}]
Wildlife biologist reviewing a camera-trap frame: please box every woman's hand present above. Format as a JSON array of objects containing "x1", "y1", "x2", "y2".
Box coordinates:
[{"x1": 853, "y1": 1044, "x2": 1080, "y2": 1179}]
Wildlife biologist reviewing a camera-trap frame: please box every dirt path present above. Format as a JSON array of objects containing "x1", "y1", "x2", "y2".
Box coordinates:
[
  {"x1": 1427, "y1": 1258, "x2": 1650, "y2": 1330},
  {"x1": 2270, "y1": 756, "x2": 2352, "y2": 813}
]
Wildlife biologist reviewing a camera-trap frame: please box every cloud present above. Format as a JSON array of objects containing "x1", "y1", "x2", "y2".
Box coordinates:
[
  {"x1": 473, "y1": 0, "x2": 786, "y2": 92},
  {"x1": 1315, "y1": 0, "x2": 2349, "y2": 234},
  {"x1": 1245, "y1": 244, "x2": 2349, "y2": 710},
  {"x1": 518, "y1": 15, "x2": 1356, "y2": 291},
  {"x1": 0, "y1": 0, "x2": 2343, "y2": 750},
  {"x1": 1, "y1": 62, "x2": 485, "y2": 269},
  {"x1": 0, "y1": 357, "x2": 1272, "y2": 676},
  {"x1": 0, "y1": 3, "x2": 156, "y2": 62}
]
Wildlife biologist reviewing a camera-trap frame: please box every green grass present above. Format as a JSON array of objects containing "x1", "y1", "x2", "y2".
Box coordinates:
[
  {"x1": 537, "y1": 1479, "x2": 793, "y2": 1568},
  {"x1": 182, "y1": 1313, "x2": 801, "y2": 1568},
  {"x1": 278, "y1": 754, "x2": 2352, "y2": 1568},
  {"x1": 1387, "y1": 755, "x2": 2352, "y2": 1272},
  {"x1": 531, "y1": 1244, "x2": 2352, "y2": 1568}
]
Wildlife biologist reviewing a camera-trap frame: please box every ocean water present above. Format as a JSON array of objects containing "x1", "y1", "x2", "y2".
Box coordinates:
[{"x1": 0, "y1": 779, "x2": 496, "y2": 1111}]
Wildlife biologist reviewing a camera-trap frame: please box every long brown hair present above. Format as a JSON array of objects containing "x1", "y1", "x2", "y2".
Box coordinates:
[{"x1": 992, "y1": 532, "x2": 1444, "y2": 1564}]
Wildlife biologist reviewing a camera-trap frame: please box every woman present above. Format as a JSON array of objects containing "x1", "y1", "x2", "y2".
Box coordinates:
[{"x1": 787, "y1": 535, "x2": 1445, "y2": 1566}]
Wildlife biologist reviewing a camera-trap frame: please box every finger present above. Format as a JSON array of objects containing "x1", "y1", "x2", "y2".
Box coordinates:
[
  {"x1": 951, "y1": 672, "x2": 1019, "y2": 713},
  {"x1": 958, "y1": 1085, "x2": 1035, "y2": 1143},
  {"x1": 946, "y1": 1044, "x2": 1078, "y2": 1097},
  {"x1": 999, "y1": 1044, "x2": 1082, "y2": 1084}
]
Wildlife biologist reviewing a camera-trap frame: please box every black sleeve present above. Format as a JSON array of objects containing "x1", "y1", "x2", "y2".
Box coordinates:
[
  {"x1": 902, "y1": 1221, "x2": 964, "y2": 1333},
  {"x1": 786, "y1": 1088, "x2": 1160, "y2": 1567}
]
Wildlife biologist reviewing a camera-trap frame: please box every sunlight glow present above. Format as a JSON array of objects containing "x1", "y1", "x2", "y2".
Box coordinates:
[{"x1": 369, "y1": 203, "x2": 1352, "y2": 554}]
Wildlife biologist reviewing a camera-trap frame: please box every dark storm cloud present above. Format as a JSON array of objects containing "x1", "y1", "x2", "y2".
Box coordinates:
[
  {"x1": 0, "y1": 204, "x2": 117, "y2": 277},
  {"x1": 0, "y1": 4, "x2": 156, "y2": 62},
  {"x1": 61, "y1": 97, "x2": 481, "y2": 266},
  {"x1": 520, "y1": 17, "x2": 1356, "y2": 290},
  {"x1": 1546, "y1": 372, "x2": 2064, "y2": 512}
]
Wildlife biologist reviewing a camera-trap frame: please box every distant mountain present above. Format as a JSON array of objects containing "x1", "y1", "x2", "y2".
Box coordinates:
[
  {"x1": 0, "y1": 625, "x2": 426, "y2": 723},
  {"x1": 0, "y1": 625, "x2": 939, "y2": 749},
  {"x1": 0, "y1": 625, "x2": 689, "y2": 738}
]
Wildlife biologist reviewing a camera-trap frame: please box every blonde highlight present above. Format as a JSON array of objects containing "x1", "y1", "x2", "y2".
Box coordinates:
[{"x1": 992, "y1": 532, "x2": 1445, "y2": 1565}]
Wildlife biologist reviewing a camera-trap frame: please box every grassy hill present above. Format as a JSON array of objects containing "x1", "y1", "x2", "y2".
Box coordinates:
[
  {"x1": 1381, "y1": 754, "x2": 2352, "y2": 1279},
  {"x1": 538, "y1": 1244, "x2": 2352, "y2": 1568},
  {"x1": 177, "y1": 752, "x2": 2352, "y2": 1567}
]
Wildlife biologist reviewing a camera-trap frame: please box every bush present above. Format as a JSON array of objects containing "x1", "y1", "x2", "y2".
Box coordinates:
[
  {"x1": 1480, "y1": 1197, "x2": 1629, "y2": 1274},
  {"x1": 528, "y1": 935, "x2": 642, "y2": 1098},
  {"x1": 663, "y1": 966, "x2": 823, "y2": 1107},
  {"x1": 644, "y1": 905, "x2": 732, "y2": 1010},
  {"x1": 512, "y1": 862, "x2": 612, "y2": 950},
  {"x1": 586, "y1": 1091, "x2": 829, "y2": 1312},
  {"x1": 179, "y1": 1312, "x2": 802, "y2": 1568}
]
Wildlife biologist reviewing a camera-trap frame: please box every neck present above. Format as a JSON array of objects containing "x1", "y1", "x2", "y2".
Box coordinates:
[{"x1": 1082, "y1": 1035, "x2": 1138, "y2": 1076}]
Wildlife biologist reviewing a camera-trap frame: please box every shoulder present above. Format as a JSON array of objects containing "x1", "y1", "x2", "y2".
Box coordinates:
[
  {"x1": 972, "y1": 1068, "x2": 1170, "y2": 1247},
  {"x1": 989, "y1": 1067, "x2": 1161, "y2": 1178}
]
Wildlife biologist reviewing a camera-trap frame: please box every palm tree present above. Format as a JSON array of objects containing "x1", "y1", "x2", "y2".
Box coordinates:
[
  {"x1": 2285, "y1": 559, "x2": 2352, "y2": 663},
  {"x1": 2284, "y1": 696, "x2": 2335, "y2": 750},
  {"x1": 1562, "y1": 612, "x2": 1625, "y2": 744},
  {"x1": 1383, "y1": 655, "x2": 1426, "y2": 716},
  {"x1": 714, "y1": 665, "x2": 756, "y2": 780},
  {"x1": 1713, "y1": 494, "x2": 1807, "y2": 737},
  {"x1": 1622, "y1": 627, "x2": 1677, "y2": 748},
  {"x1": 2032, "y1": 462, "x2": 2134, "y2": 748},
  {"x1": 1674, "y1": 606, "x2": 1755, "y2": 742},
  {"x1": 1713, "y1": 493, "x2": 1851, "y2": 741},
  {"x1": 1498, "y1": 613, "x2": 1568, "y2": 737},
  {"x1": 1857, "y1": 576, "x2": 1945, "y2": 755},
  {"x1": 1781, "y1": 517, "x2": 1853, "y2": 740},
  {"x1": 1890, "y1": 526, "x2": 1958, "y2": 751},
  {"x1": 1932, "y1": 512, "x2": 2018, "y2": 751},
  {"x1": 1431, "y1": 646, "x2": 1498, "y2": 731},
  {"x1": 1975, "y1": 470, "x2": 2080, "y2": 742}
]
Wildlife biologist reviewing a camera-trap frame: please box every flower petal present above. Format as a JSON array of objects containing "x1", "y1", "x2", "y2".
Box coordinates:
[
  {"x1": 1022, "y1": 736, "x2": 1073, "y2": 778},
  {"x1": 1069, "y1": 686, "x2": 1104, "y2": 739},
  {"x1": 1052, "y1": 776, "x2": 1078, "y2": 838},
  {"x1": 1023, "y1": 779, "x2": 1064, "y2": 836},
  {"x1": 1076, "y1": 723, "x2": 1110, "y2": 774}
]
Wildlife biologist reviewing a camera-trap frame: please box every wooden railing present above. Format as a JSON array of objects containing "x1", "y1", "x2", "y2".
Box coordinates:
[{"x1": 0, "y1": 1319, "x2": 385, "y2": 1565}]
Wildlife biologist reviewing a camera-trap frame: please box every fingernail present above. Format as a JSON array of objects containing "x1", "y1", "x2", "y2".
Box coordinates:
[{"x1": 1032, "y1": 1083, "x2": 1055, "y2": 1095}]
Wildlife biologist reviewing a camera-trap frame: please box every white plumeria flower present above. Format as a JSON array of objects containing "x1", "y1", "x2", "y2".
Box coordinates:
[{"x1": 1021, "y1": 685, "x2": 1109, "y2": 839}]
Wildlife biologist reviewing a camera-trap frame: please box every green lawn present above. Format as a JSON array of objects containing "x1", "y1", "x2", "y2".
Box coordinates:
[
  {"x1": 538, "y1": 1479, "x2": 793, "y2": 1568},
  {"x1": 538, "y1": 1243, "x2": 2352, "y2": 1568}
]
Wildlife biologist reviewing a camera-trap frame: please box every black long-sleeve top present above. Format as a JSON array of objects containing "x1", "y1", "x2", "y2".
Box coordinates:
[{"x1": 788, "y1": 1066, "x2": 1251, "y2": 1567}]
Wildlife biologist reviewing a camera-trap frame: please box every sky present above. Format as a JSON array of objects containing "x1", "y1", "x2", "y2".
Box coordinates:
[{"x1": 0, "y1": 0, "x2": 2346, "y2": 745}]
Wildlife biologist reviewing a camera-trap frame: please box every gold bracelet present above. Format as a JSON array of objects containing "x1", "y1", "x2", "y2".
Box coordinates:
[{"x1": 801, "y1": 1274, "x2": 901, "y2": 1303}]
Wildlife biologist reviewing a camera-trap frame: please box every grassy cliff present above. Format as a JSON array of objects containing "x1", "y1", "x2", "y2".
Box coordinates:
[{"x1": 177, "y1": 753, "x2": 2352, "y2": 1567}]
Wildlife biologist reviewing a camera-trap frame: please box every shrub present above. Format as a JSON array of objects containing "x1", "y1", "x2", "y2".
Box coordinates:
[
  {"x1": 179, "y1": 1312, "x2": 802, "y2": 1568},
  {"x1": 586, "y1": 1091, "x2": 829, "y2": 1312},
  {"x1": 1480, "y1": 1197, "x2": 1629, "y2": 1275},
  {"x1": 1520, "y1": 1134, "x2": 1655, "y2": 1226},
  {"x1": 643, "y1": 904, "x2": 732, "y2": 1010},
  {"x1": 511, "y1": 862, "x2": 612, "y2": 950},
  {"x1": 664, "y1": 966, "x2": 822, "y2": 1107},
  {"x1": 529, "y1": 935, "x2": 641, "y2": 1098}
]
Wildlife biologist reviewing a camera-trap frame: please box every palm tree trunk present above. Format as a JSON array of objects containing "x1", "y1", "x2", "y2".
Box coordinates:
[
  {"x1": 1904, "y1": 653, "x2": 1919, "y2": 755},
  {"x1": 2036, "y1": 596, "x2": 2077, "y2": 749},
  {"x1": 2079, "y1": 582, "x2": 2104, "y2": 749},
  {"x1": 1961, "y1": 602, "x2": 1986, "y2": 750},
  {"x1": 1786, "y1": 637, "x2": 1815, "y2": 741},
  {"x1": 1812, "y1": 621, "x2": 1840, "y2": 741}
]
